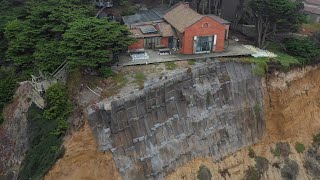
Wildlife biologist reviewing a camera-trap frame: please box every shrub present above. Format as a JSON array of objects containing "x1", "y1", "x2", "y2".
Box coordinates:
[
  {"x1": 165, "y1": 61, "x2": 176, "y2": 70},
  {"x1": 281, "y1": 159, "x2": 299, "y2": 180},
  {"x1": 197, "y1": 165, "x2": 212, "y2": 180},
  {"x1": 100, "y1": 67, "x2": 114, "y2": 78},
  {"x1": 248, "y1": 147, "x2": 256, "y2": 158},
  {"x1": 295, "y1": 142, "x2": 305, "y2": 153},
  {"x1": 255, "y1": 156, "x2": 269, "y2": 173},
  {"x1": 284, "y1": 37, "x2": 320, "y2": 59},
  {"x1": 271, "y1": 142, "x2": 291, "y2": 157}
]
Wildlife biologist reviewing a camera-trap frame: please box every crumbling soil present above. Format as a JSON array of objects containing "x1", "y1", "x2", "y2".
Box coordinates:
[{"x1": 45, "y1": 122, "x2": 121, "y2": 180}]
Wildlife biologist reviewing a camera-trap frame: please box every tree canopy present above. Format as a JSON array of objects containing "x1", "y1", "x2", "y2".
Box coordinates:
[
  {"x1": 249, "y1": 0, "x2": 306, "y2": 48},
  {"x1": 63, "y1": 17, "x2": 134, "y2": 69},
  {"x1": 4, "y1": 0, "x2": 94, "y2": 74}
]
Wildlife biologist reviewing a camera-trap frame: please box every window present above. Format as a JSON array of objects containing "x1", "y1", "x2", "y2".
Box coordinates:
[
  {"x1": 203, "y1": 23, "x2": 209, "y2": 28},
  {"x1": 194, "y1": 36, "x2": 214, "y2": 53}
]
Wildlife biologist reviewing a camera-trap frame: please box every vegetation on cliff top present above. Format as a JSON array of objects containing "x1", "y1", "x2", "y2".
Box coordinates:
[{"x1": 18, "y1": 84, "x2": 72, "y2": 180}]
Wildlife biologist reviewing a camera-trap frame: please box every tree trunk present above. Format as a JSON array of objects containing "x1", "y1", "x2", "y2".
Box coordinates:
[{"x1": 208, "y1": 0, "x2": 211, "y2": 14}]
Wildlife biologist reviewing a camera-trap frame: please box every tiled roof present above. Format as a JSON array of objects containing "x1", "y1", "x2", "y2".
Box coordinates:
[
  {"x1": 156, "y1": 22, "x2": 176, "y2": 37},
  {"x1": 163, "y1": 2, "x2": 229, "y2": 33},
  {"x1": 163, "y1": 2, "x2": 203, "y2": 33}
]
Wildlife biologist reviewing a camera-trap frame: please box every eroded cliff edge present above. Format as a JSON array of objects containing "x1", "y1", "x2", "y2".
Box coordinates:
[{"x1": 87, "y1": 61, "x2": 265, "y2": 179}]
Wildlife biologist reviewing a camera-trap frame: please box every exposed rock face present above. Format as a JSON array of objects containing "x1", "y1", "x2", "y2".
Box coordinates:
[
  {"x1": 0, "y1": 82, "x2": 33, "y2": 179},
  {"x1": 88, "y1": 61, "x2": 265, "y2": 179}
]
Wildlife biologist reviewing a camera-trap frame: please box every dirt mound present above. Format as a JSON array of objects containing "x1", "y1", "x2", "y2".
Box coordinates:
[{"x1": 45, "y1": 122, "x2": 121, "y2": 180}]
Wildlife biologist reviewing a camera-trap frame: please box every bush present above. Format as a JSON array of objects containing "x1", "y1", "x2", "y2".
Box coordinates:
[
  {"x1": 271, "y1": 142, "x2": 291, "y2": 157},
  {"x1": 295, "y1": 142, "x2": 305, "y2": 153},
  {"x1": 197, "y1": 165, "x2": 212, "y2": 180},
  {"x1": 100, "y1": 67, "x2": 114, "y2": 78},
  {"x1": 284, "y1": 37, "x2": 320, "y2": 59},
  {"x1": 255, "y1": 156, "x2": 269, "y2": 173},
  {"x1": 281, "y1": 159, "x2": 299, "y2": 180}
]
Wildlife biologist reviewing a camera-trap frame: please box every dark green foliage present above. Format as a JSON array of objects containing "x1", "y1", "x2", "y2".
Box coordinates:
[
  {"x1": 0, "y1": 0, "x2": 27, "y2": 60},
  {"x1": 4, "y1": 0, "x2": 93, "y2": 73},
  {"x1": 284, "y1": 38, "x2": 320, "y2": 60},
  {"x1": 295, "y1": 142, "x2": 305, "y2": 153},
  {"x1": 0, "y1": 69, "x2": 17, "y2": 124},
  {"x1": 18, "y1": 104, "x2": 64, "y2": 180},
  {"x1": 100, "y1": 67, "x2": 114, "y2": 78},
  {"x1": 19, "y1": 84, "x2": 72, "y2": 180},
  {"x1": 248, "y1": 147, "x2": 256, "y2": 158},
  {"x1": 44, "y1": 84, "x2": 72, "y2": 136},
  {"x1": 63, "y1": 17, "x2": 133, "y2": 69},
  {"x1": 281, "y1": 159, "x2": 299, "y2": 180},
  {"x1": 197, "y1": 165, "x2": 212, "y2": 180}
]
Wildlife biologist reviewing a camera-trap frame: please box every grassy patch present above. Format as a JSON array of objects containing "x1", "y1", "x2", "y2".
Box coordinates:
[
  {"x1": 165, "y1": 61, "x2": 177, "y2": 70},
  {"x1": 102, "y1": 73, "x2": 128, "y2": 98},
  {"x1": 295, "y1": 142, "x2": 305, "y2": 153},
  {"x1": 188, "y1": 59, "x2": 196, "y2": 65},
  {"x1": 134, "y1": 73, "x2": 146, "y2": 90},
  {"x1": 267, "y1": 42, "x2": 302, "y2": 69},
  {"x1": 301, "y1": 23, "x2": 320, "y2": 33},
  {"x1": 112, "y1": 73, "x2": 128, "y2": 86}
]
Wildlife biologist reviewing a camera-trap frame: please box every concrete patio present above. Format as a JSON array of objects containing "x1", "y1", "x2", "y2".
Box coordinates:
[{"x1": 120, "y1": 40, "x2": 254, "y2": 66}]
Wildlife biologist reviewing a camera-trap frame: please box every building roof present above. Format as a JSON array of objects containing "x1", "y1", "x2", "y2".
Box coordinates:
[
  {"x1": 163, "y1": 2, "x2": 229, "y2": 33},
  {"x1": 163, "y1": 2, "x2": 203, "y2": 33},
  {"x1": 129, "y1": 25, "x2": 161, "y2": 38},
  {"x1": 122, "y1": 6, "x2": 169, "y2": 26},
  {"x1": 156, "y1": 22, "x2": 176, "y2": 37}
]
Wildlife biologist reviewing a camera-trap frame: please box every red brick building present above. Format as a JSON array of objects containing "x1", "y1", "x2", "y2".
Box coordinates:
[{"x1": 124, "y1": 2, "x2": 230, "y2": 54}]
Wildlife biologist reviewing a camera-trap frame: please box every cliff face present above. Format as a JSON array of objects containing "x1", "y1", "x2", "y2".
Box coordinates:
[
  {"x1": 0, "y1": 82, "x2": 33, "y2": 179},
  {"x1": 88, "y1": 61, "x2": 265, "y2": 179}
]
